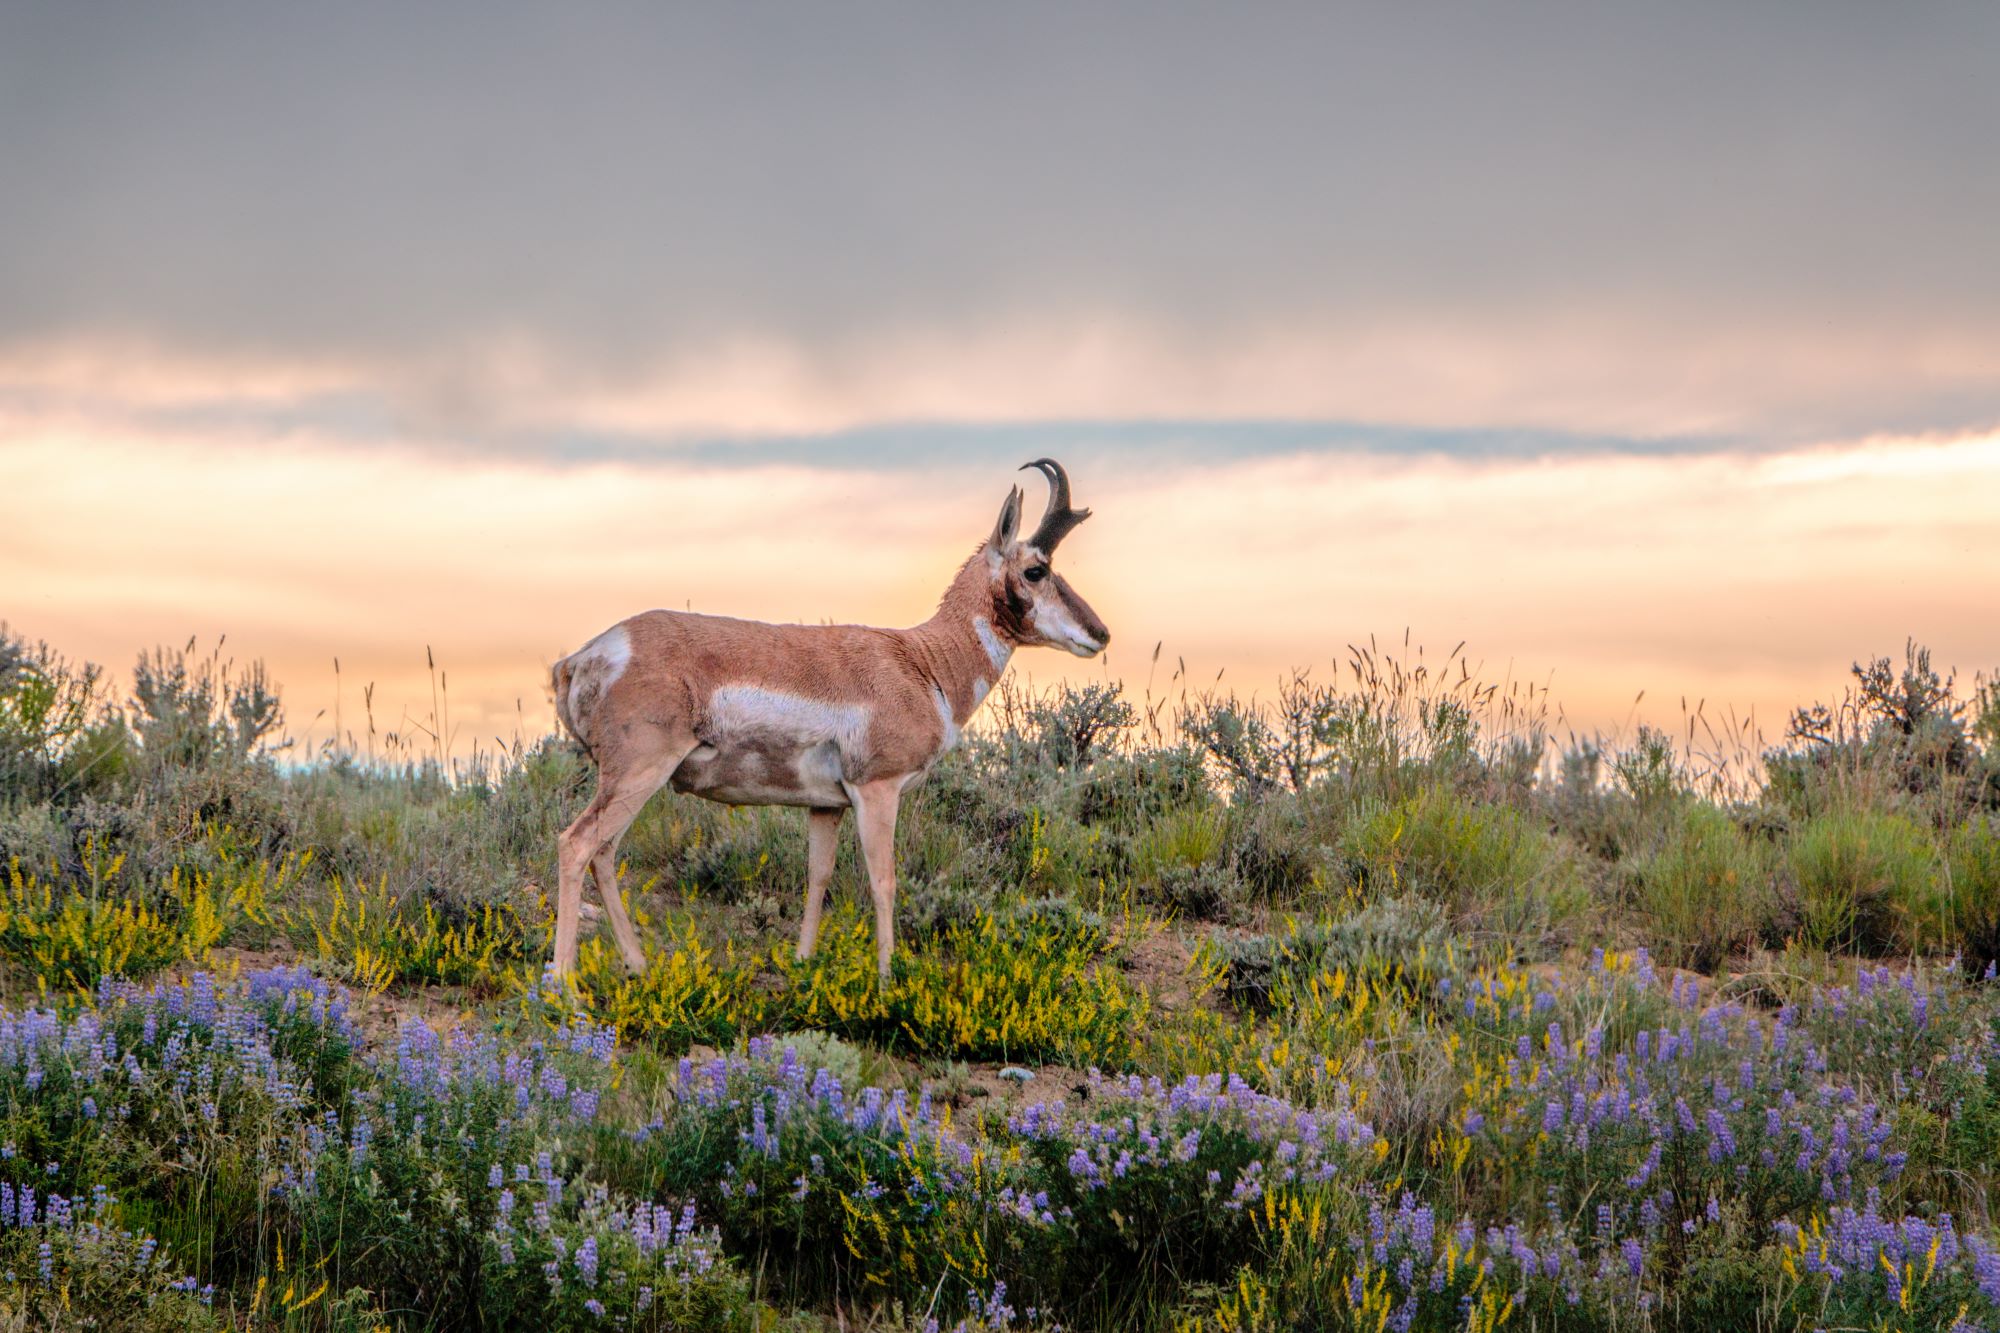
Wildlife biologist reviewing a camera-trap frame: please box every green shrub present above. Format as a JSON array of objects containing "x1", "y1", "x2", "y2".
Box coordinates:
[
  {"x1": 1131, "y1": 807, "x2": 1228, "y2": 880},
  {"x1": 903, "y1": 751, "x2": 1023, "y2": 846},
  {"x1": 0, "y1": 805, "x2": 68, "y2": 884},
  {"x1": 896, "y1": 873, "x2": 996, "y2": 938},
  {"x1": 0, "y1": 627, "x2": 117, "y2": 805},
  {"x1": 1075, "y1": 745, "x2": 1210, "y2": 827},
  {"x1": 1184, "y1": 693, "x2": 1292, "y2": 796},
  {"x1": 997, "y1": 679, "x2": 1136, "y2": 769},
  {"x1": 622, "y1": 803, "x2": 803, "y2": 906},
  {"x1": 1344, "y1": 787, "x2": 1577, "y2": 940},
  {"x1": 465, "y1": 735, "x2": 589, "y2": 830},
  {"x1": 1611, "y1": 725, "x2": 1683, "y2": 806},
  {"x1": 995, "y1": 806, "x2": 1105, "y2": 897},
  {"x1": 128, "y1": 639, "x2": 284, "y2": 773},
  {"x1": 1145, "y1": 863, "x2": 1245, "y2": 921},
  {"x1": 1231, "y1": 795, "x2": 1338, "y2": 903},
  {"x1": 1767, "y1": 641, "x2": 1989, "y2": 823},
  {"x1": 634, "y1": 1038, "x2": 1002, "y2": 1307},
  {"x1": 1544, "y1": 732, "x2": 1688, "y2": 856},
  {"x1": 1942, "y1": 817, "x2": 2000, "y2": 968},
  {"x1": 130, "y1": 760, "x2": 295, "y2": 874},
  {"x1": 1788, "y1": 809, "x2": 1938, "y2": 954},
  {"x1": 1, "y1": 965, "x2": 756, "y2": 1332},
  {"x1": 640, "y1": 1041, "x2": 1380, "y2": 1318},
  {"x1": 1131, "y1": 806, "x2": 1245, "y2": 919},
  {"x1": 1215, "y1": 897, "x2": 1452, "y2": 1015},
  {"x1": 1631, "y1": 802, "x2": 1774, "y2": 971},
  {"x1": 762, "y1": 1028, "x2": 869, "y2": 1091}
]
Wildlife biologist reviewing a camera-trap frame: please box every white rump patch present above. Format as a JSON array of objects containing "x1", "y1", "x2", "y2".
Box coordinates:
[
  {"x1": 558, "y1": 624, "x2": 633, "y2": 744},
  {"x1": 574, "y1": 624, "x2": 631, "y2": 685},
  {"x1": 973, "y1": 617, "x2": 1013, "y2": 675}
]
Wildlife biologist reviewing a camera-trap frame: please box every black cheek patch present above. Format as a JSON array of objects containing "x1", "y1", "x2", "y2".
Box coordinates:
[{"x1": 997, "y1": 578, "x2": 1033, "y2": 638}]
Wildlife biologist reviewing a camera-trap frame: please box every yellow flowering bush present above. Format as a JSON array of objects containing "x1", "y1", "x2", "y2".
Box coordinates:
[
  {"x1": 288, "y1": 873, "x2": 528, "y2": 994},
  {"x1": 0, "y1": 845, "x2": 287, "y2": 989}
]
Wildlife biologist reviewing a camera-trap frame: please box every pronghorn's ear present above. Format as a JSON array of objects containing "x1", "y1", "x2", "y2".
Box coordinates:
[{"x1": 987, "y1": 485, "x2": 1023, "y2": 552}]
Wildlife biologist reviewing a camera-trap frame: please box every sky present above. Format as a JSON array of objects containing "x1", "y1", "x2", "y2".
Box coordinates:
[{"x1": 3, "y1": 5, "x2": 1998, "y2": 761}]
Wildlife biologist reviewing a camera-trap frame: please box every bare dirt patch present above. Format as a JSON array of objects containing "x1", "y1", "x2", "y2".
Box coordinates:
[
  {"x1": 1121, "y1": 922, "x2": 1194, "y2": 1010},
  {"x1": 952, "y1": 1062, "x2": 1093, "y2": 1108}
]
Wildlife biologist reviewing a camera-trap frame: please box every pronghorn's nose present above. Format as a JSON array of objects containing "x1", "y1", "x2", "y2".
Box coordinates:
[{"x1": 1069, "y1": 626, "x2": 1108, "y2": 658}]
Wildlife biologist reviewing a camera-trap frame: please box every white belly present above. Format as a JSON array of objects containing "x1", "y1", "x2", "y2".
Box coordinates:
[{"x1": 670, "y1": 686, "x2": 866, "y2": 808}]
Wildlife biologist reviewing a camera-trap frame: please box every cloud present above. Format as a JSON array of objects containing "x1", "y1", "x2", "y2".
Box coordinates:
[
  {"x1": 7, "y1": 316, "x2": 2000, "y2": 467},
  {"x1": 3, "y1": 5, "x2": 1999, "y2": 443},
  {"x1": 371, "y1": 317, "x2": 2000, "y2": 445}
]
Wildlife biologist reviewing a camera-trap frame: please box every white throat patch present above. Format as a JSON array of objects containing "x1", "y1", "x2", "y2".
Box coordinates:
[
  {"x1": 932, "y1": 685, "x2": 959, "y2": 751},
  {"x1": 973, "y1": 616, "x2": 1013, "y2": 675}
]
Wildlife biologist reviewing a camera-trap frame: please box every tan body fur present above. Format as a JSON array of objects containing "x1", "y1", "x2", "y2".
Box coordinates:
[{"x1": 546, "y1": 461, "x2": 1108, "y2": 979}]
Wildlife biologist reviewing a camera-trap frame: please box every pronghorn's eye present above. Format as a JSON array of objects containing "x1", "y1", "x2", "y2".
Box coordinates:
[{"x1": 1023, "y1": 565, "x2": 1048, "y2": 583}]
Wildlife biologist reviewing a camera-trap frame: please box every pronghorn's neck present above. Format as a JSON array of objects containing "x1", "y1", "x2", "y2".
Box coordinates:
[{"x1": 909, "y1": 550, "x2": 1015, "y2": 727}]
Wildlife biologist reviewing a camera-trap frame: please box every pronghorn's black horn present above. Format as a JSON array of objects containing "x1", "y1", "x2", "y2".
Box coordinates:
[{"x1": 1018, "y1": 458, "x2": 1091, "y2": 554}]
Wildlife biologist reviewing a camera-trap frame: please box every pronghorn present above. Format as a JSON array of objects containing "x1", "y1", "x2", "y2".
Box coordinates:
[{"x1": 547, "y1": 459, "x2": 1108, "y2": 980}]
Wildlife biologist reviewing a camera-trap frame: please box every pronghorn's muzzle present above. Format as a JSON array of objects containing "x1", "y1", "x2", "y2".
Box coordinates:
[{"x1": 1048, "y1": 574, "x2": 1109, "y2": 657}]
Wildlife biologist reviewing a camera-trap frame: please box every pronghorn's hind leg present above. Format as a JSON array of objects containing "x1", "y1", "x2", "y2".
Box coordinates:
[
  {"x1": 845, "y1": 778, "x2": 904, "y2": 980},
  {"x1": 796, "y1": 807, "x2": 845, "y2": 960},
  {"x1": 553, "y1": 725, "x2": 698, "y2": 977},
  {"x1": 590, "y1": 846, "x2": 647, "y2": 973}
]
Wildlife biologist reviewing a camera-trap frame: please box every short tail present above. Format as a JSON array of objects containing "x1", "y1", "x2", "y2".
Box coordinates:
[{"x1": 551, "y1": 658, "x2": 587, "y2": 753}]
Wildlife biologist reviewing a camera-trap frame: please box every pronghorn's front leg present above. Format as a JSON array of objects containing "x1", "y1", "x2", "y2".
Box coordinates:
[
  {"x1": 796, "y1": 807, "x2": 844, "y2": 960},
  {"x1": 845, "y1": 778, "x2": 904, "y2": 979}
]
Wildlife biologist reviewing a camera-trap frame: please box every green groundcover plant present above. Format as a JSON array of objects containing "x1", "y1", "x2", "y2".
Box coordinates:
[{"x1": 3, "y1": 625, "x2": 2000, "y2": 1328}]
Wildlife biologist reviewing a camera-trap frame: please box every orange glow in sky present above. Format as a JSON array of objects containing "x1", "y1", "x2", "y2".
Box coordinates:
[{"x1": 8, "y1": 411, "x2": 1997, "y2": 763}]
